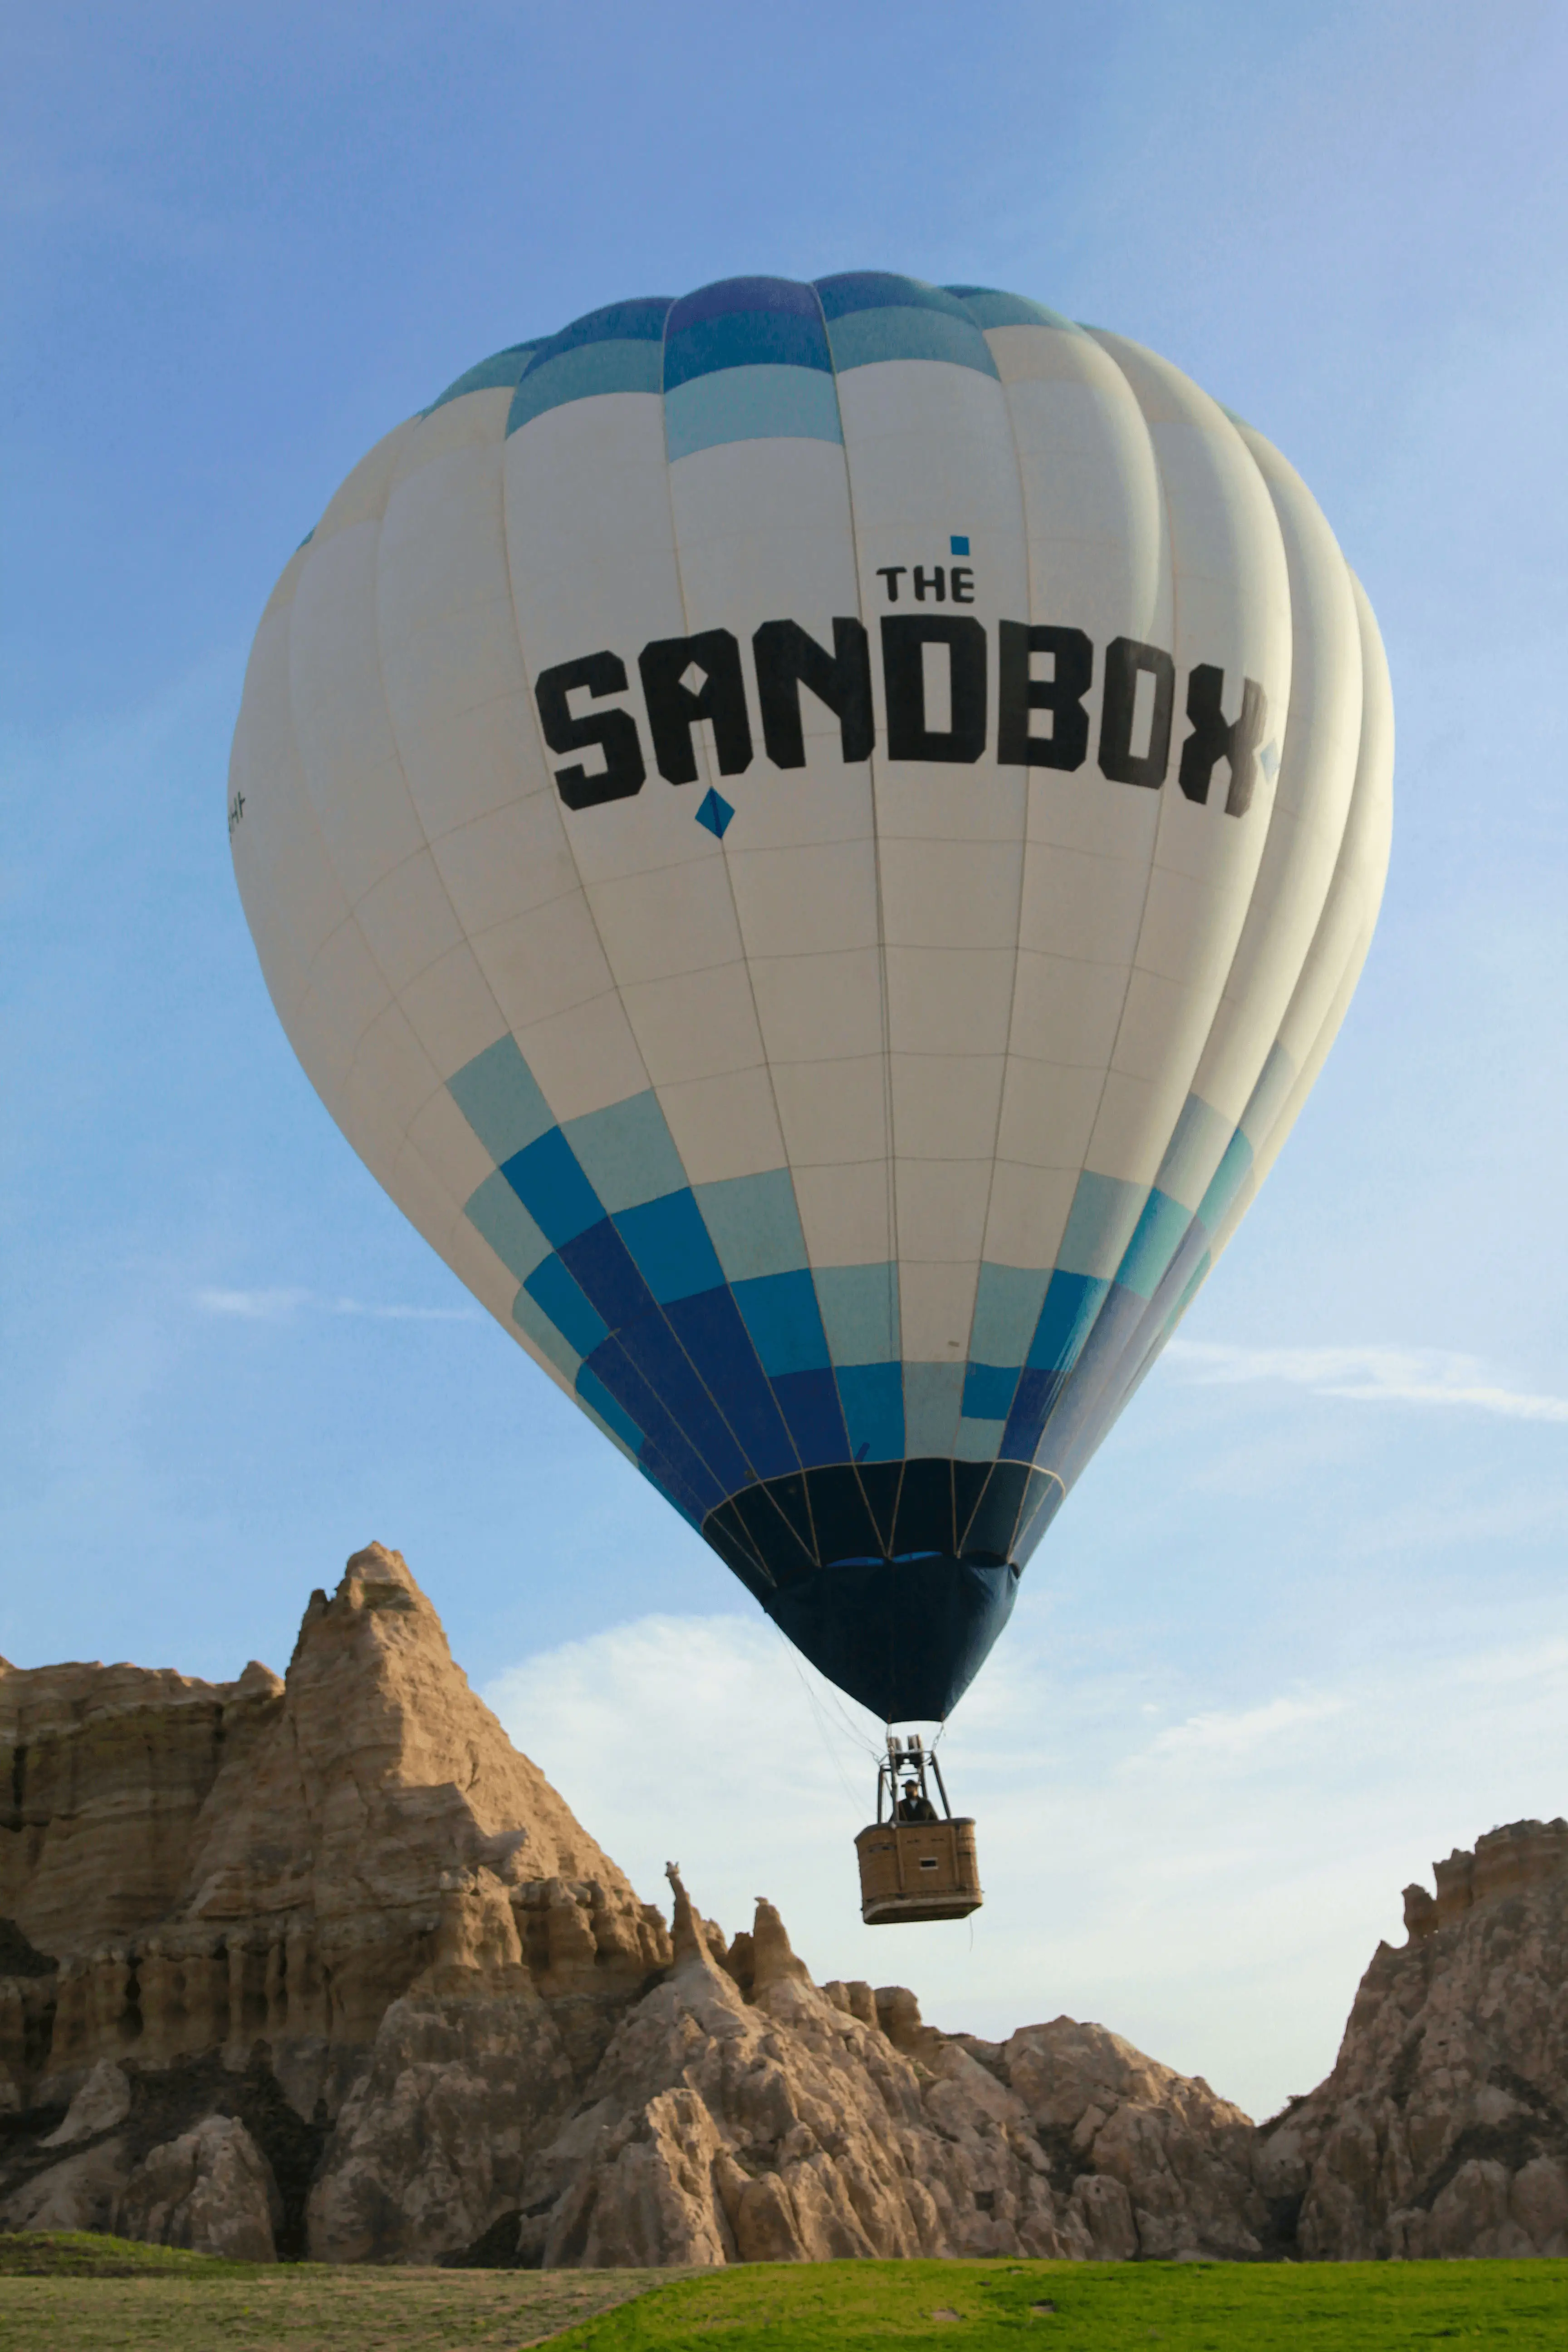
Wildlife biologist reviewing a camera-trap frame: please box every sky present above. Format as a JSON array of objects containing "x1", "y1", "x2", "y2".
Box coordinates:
[{"x1": 4, "y1": 0, "x2": 1566, "y2": 2122}]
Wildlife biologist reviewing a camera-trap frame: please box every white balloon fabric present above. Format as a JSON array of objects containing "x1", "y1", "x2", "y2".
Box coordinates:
[{"x1": 229, "y1": 275, "x2": 1392, "y2": 1723}]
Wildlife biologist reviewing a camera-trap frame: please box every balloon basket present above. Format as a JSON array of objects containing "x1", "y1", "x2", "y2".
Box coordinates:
[{"x1": 856, "y1": 1734, "x2": 983, "y2": 1925}]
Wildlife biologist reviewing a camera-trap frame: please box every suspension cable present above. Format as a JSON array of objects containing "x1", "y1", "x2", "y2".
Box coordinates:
[{"x1": 768, "y1": 1620, "x2": 880, "y2": 1808}]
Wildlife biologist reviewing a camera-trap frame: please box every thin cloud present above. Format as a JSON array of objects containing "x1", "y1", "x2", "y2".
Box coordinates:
[
  {"x1": 194, "y1": 1288, "x2": 475, "y2": 1323},
  {"x1": 1146, "y1": 1692, "x2": 1347, "y2": 1762},
  {"x1": 328, "y1": 1298, "x2": 478, "y2": 1322},
  {"x1": 1168, "y1": 1341, "x2": 1568, "y2": 1424},
  {"x1": 195, "y1": 1287, "x2": 309, "y2": 1320}
]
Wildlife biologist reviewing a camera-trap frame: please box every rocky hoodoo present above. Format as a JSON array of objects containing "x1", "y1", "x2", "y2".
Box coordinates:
[
  {"x1": 1255, "y1": 1819, "x2": 1568, "y2": 2258},
  {"x1": 0, "y1": 1546, "x2": 666, "y2": 2258},
  {"x1": 2, "y1": 1547, "x2": 1565, "y2": 2266}
]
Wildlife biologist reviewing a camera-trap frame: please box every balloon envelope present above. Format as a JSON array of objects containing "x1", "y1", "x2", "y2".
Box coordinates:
[{"x1": 230, "y1": 274, "x2": 1392, "y2": 1723}]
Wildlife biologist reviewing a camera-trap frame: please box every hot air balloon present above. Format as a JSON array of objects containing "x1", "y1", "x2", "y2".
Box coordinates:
[{"x1": 229, "y1": 275, "x2": 1392, "y2": 1918}]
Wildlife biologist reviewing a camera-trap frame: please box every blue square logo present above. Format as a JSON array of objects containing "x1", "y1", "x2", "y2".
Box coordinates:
[{"x1": 950, "y1": 534, "x2": 970, "y2": 557}]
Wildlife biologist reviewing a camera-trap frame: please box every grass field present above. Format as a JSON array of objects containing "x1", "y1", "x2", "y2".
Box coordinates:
[
  {"x1": 0, "y1": 2234, "x2": 662, "y2": 2348},
  {"x1": 2, "y1": 2239, "x2": 1565, "y2": 2349},
  {"x1": 557, "y1": 2258, "x2": 1567, "y2": 2347}
]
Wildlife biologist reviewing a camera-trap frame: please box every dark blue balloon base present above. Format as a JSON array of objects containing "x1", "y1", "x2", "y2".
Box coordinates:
[
  {"x1": 763, "y1": 1552, "x2": 1020, "y2": 1723},
  {"x1": 700, "y1": 1456, "x2": 1059, "y2": 1720}
]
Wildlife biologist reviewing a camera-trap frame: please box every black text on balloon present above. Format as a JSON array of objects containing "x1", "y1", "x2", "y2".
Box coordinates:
[{"x1": 533, "y1": 622, "x2": 1266, "y2": 814}]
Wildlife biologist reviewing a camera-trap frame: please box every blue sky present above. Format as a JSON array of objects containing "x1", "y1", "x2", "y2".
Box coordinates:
[{"x1": 5, "y1": 0, "x2": 1566, "y2": 2117}]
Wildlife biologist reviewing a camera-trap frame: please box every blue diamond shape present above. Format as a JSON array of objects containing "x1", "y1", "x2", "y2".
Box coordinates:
[{"x1": 695, "y1": 788, "x2": 735, "y2": 839}]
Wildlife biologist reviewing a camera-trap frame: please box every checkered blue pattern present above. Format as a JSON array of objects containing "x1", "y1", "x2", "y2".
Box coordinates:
[
  {"x1": 448, "y1": 1032, "x2": 1278, "y2": 1569},
  {"x1": 437, "y1": 273, "x2": 1021, "y2": 464}
]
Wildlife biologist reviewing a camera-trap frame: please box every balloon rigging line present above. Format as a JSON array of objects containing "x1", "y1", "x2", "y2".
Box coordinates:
[
  {"x1": 819, "y1": 1678, "x2": 885, "y2": 1764},
  {"x1": 794, "y1": 1669, "x2": 868, "y2": 1809},
  {"x1": 809, "y1": 1665, "x2": 882, "y2": 1777},
  {"x1": 769, "y1": 1620, "x2": 881, "y2": 1803},
  {"x1": 777, "y1": 1622, "x2": 884, "y2": 1764}
]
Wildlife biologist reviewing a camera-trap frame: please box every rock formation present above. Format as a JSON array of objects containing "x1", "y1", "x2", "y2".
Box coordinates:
[
  {"x1": 0, "y1": 1547, "x2": 657, "y2": 2098},
  {"x1": 1255, "y1": 1820, "x2": 1568, "y2": 2258},
  {"x1": 3, "y1": 1546, "x2": 1566, "y2": 2266},
  {"x1": 0, "y1": 1546, "x2": 667, "y2": 2257},
  {"x1": 955, "y1": 2019, "x2": 1265, "y2": 2260}
]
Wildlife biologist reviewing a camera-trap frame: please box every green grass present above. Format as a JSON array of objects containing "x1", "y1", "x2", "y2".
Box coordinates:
[
  {"x1": 0, "y1": 2247, "x2": 1564, "y2": 2350},
  {"x1": 551, "y1": 2258, "x2": 1568, "y2": 2350},
  {"x1": 0, "y1": 2231, "x2": 252, "y2": 2276},
  {"x1": 0, "y1": 2234, "x2": 663, "y2": 2347}
]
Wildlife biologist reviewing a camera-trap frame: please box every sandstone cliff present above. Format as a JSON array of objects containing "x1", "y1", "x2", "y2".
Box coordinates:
[
  {"x1": 0, "y1": 1547, "x2": 666, "y2": 2253},
  {"x1": 0, "y1": 1546, "x2": 653, "y2": 2090},
  {"x1": 2, "y1": 1546, "x2": 1565, "y2": 2267},
  {"x1": 1255, "y1": 1819, "x2": 1568, "y2": 2258}
]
